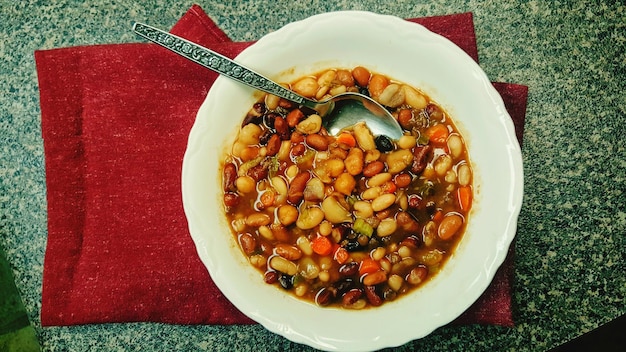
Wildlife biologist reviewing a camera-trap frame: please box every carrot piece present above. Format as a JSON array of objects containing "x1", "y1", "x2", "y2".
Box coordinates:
[
  {"x1": 334, "y1": 246, "x2": 349, "y2": 264},
  {"x1": 311, "y1": 236, "x2": 333, "y2": 256},
  {"x1": 432, "y1": 210, "x2": 444, "y2": 223},
  {"x1": 426, "y1": 124, "x2": 449, "y2": 145},
  {"x1": 336, "y1": 132, "x2": 356, "y2": 148},
  {"x1": 457, "y1": 186, "x2": 473, "y2": 211},
  {"x1": 381, "y1": 180, "x2": 397, "y2": 194},
  {"x1": 359, "y1": 258, "x2": 381, "y2": 276}
]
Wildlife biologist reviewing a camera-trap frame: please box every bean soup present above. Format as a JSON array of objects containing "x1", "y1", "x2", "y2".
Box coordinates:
[{"x1": 221, "y1": 66, "x2": 473, "y2": 309}]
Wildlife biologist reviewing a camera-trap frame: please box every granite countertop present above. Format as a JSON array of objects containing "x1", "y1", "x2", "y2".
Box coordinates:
[{"x1": 1, "y1": 1, "x2": 624, "y2": 351}]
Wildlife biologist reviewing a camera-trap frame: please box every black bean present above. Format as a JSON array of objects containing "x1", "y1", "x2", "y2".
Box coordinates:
[
  {"x1": 375, "y1": 135, "x2": 394, "y2": 152},
  {"x1": 342, "y1": 239, "x2": 362, "y2": 252},
  {"x1": 263, "y1": 112, "x2": 280, "y2": 129},
  {"x1": 333, "y1": 278, "x2": 355, "y2": 296},
  {"x1": 278, "y1": 274, "x2": 293, "y2": 290},
  {"x1": 382, "y1": 287, "x2": 397, "y2": 301}
]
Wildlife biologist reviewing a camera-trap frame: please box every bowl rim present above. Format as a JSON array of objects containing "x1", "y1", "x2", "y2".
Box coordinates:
[{"x1": 182, "y1": 10, "x2": 523, "y2": 352}]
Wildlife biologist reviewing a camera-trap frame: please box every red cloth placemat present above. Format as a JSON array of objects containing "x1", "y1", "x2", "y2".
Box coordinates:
[{"x1": 37, "y1": 4, "x2": 526, "y2": 327}]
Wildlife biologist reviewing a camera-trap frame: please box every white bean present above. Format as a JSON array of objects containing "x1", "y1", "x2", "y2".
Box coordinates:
[
  {"x1": 377, "y1": 218, "x2": 397, "y2": 237},
  {"x1": 353, "y1": 122, "x2": 376, "y2": 151},
  {"x1": 368, "y1": 172, "x2": 392, "y2": 187},
  {"x1": 371, "y1": 193, "x2": 396, "y2": 212},
  {"x1": 434, "y1": 154, "x2": 453, "y2": 176},
  {"x1": 269, "y1": 256, "x2": 297, "y2": 275},
  {"x1": 447, "y1": 134, "x2": 464, "y2": 159},
  {"x1": 457, "y1": 163, "x2": 472, "y2": 186}
]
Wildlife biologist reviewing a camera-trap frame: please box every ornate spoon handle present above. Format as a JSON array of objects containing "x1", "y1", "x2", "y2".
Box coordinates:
[{"x1": 132, "y1": 22, "x2": 309, "y2": 105}]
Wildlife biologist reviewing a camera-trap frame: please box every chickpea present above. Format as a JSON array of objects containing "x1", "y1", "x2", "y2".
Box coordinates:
[
  {"x1": 397, "y1": 135, "x2": 416, "y2": 149},
  {"x1": 353, "y1": 200, "x2": 374, "y2": 219},
  {"x1": 334, "y1": 172, "x2": 356, "y2": 196},
  {"x1": 238, "y1": 123, "x2": 262, "y2": 145},
  {"x1": 277, "y1": 204, "x2": 298, "y2": 226},
  {"x1": 344, "y1": 147, "x2": 364, "y2": 175},
  {"x1": 265, "y1": 93, "x2": 280, "y2": 110},
  {"x1": 235, "y1": 176, "x2": 256, "y2": 193}
]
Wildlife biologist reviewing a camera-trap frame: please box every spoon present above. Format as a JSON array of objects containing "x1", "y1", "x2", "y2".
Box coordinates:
[{"x1": 132, "y1": 22, "x2": 403, "y2": 140}]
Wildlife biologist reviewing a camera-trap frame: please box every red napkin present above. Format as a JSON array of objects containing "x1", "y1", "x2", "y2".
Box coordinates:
[{"x1": 37, "y1": 4, "x2": 526, "y2": 327}]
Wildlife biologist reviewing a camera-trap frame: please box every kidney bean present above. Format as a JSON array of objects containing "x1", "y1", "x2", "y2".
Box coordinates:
[
  {"x1": 351, "y1": 66, "x2": 370, "y2": 87},
  {"x1": 290, "y1": 131, "x2": 304, "y2": 143},
  {"x1": 274, "y1": 116, "x2": 290, "y2": 140},
  {"x1": 438, "y1": 214, "x2": 464, "y2": 240},
  {"x1": 291, "y1": 143, "x2": 306, "y2": 157},
  {"x1": 362, "y1": 160, "x2": 385, "y2": 177},
  {"x1": 286, "y1": 108, "x2": 305, "y2": 127},
  {"x1": 270, "y1": 224, "x2": 292, "y2": 242},
  {"x1": 342, "y1": 288, "x2": 363, "y2": 306},
  {"x1": 406, "y1": 265, "x2": 428, "y2": 285},
  {"x1": 245, "y1": 213, "x2": 271, "y2": 227},
  {"x1": 315, "y1": 287, "x2": 334, "y2": 306},
  {"x1": 247, "y1": 164, "x2": 268, "y2": 182},
  {"x1": 400, "y1": 234, "x2": 422, "y2": 248},
  {"x1": 425, "y1": 103, "x2": 444, "y2": 121},
  {"x1": 266, "y1": 134, "x2": 281, "y2": 156},
  {"x1": 305, "y1": 133, "x2": 329, "y2": 151},
  {"x1": 397, "y1": 109, "x2": 413, "y2": 130},
  {"x1": 363, "y1": 271, "x2": 387, "y2": 286},
  {"x1": 238, "y1": 233, "x2": 257, "y2": 255},
  {"x1": 223, "y1": 192, "x2": 239, "y2": 207},
  {"x1": 287, "y1": 172, "x2": 310, "y2": 205},
  {"x1": 223, "y1": 162, "x2": 237, "y2": 191},
  {"x1": 393, "y1": 173, "x2": 412, "y2": 188},
  {"x1": 411, "y1": 145, "x2": 432, "y2": 174},
  {"x1": 275, "y1": 244, "x2": 302, "y2": 261},
  {"x1": 364, "y1": 285, "x2": 383, "y2": 306},
  {"x1": 338, "y1": 262, "x2": 359, "y2": 277},
  {"x1": 368, "y1": 74, "x2": 389, "y2": 98},
  {"x1": 263, "y1": 112, "x2": 279, "y2": 129},
  {"x1": 264, "y1": 271, "x2": 278, "y2": 284}
]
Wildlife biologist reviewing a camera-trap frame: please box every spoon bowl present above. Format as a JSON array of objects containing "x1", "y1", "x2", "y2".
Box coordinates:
[{"x1": 132, "y1": 22, "x2": 403, "y2": 140}]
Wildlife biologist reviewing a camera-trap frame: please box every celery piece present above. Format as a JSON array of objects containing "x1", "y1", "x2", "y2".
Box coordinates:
[{"x1": 353, "y1": 218, "x2": 374, "y2": 237}]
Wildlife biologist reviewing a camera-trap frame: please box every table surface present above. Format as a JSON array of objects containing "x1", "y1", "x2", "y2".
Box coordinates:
[{"x1": 1, "y1": 1, "x2": 624, "y2": 351}]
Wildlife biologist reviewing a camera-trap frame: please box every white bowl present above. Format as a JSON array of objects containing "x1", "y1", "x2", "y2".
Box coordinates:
[{"x1": 182, "y1": 11, "x2": 523, "y2": 352}]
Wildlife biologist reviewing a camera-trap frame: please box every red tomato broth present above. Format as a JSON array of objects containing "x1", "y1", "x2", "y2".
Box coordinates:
[{"x1": 221, "y1": 66, "x2": 473, "y2": 309}]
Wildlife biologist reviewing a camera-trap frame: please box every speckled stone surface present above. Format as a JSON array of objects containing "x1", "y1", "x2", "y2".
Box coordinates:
[{"x1": 0, "y1": 0, "x2": 624, "y2": 351}]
